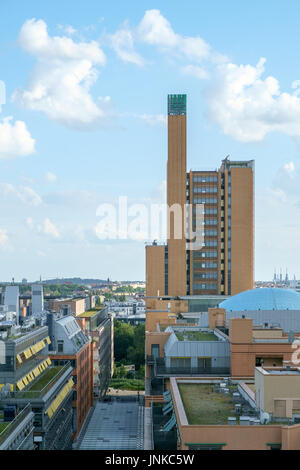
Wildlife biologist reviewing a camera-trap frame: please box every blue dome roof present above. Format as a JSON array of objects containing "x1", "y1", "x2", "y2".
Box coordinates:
[{"x1": 219, "y1": 288, "x2": 300, "y2": 312}]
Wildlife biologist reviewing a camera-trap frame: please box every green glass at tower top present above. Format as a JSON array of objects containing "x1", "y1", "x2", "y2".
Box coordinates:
[{"x1": 168, "y1": 94, "x2": 186, "y2": 115}]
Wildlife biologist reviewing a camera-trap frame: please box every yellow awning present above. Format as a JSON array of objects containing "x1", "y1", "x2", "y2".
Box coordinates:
[
  {"x1": 23, "y1": 348, "x2": 32, "y2": 359},
  {"x1": 16, "y1": 380, "x2": 24, "y2": 390},
  {"x1": 16, "y1": 354, "x2": 22, "y2": 364}
]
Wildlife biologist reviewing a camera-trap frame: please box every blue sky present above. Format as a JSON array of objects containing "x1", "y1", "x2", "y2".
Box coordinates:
[{"x1": 0, "y1": 0, "x2": 300, "y2": 282}]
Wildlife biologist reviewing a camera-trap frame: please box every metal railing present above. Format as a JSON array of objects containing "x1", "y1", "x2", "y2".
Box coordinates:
[
  {"x1": 0, "y1": 363, "x2": 71, "y2": 399},
  {"x1": 0, "y1": 404, "x2": 32, "y2": 446},
  {"x1": 154, "y1": 358, "x2": 230, "y2": 377}
]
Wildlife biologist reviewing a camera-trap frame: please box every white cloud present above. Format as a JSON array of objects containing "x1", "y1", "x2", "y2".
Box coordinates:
[
  {"x1": 0, "y1": 183, "x2": 42, "y2": 206},
  {"x1": 181, "y1": 64, "x2": 209, "y2": 80},
  {"x1": 206, "y1": 58, "x2": 300, "y2": 142},
  {"x1": 13, "y1": 18, "x2": 112, "y2": 129},
  {"x1": 138, "y1": 9, "x2": 211, "y2": 62},
  {"x1": 108, "y1": 22, "x2": 145, "y2": 66},
  {"x1": 139, "y1": 113, "x2": 167, "y2": 126},
  {"x1": 272, "y1": 161, "x2": 300, "y2": 201},
  {"x1": 37, "y1": 249, "x2": 46, "y2": 257},
  {"x1": 57, "y1": 24, "x2": 77, "y2": 36},
  {"x1": 0, "y1": 116, "x2": 35, "y2": 159},
  {"x1": 45, "y1": 171, "x2": 57, "y2": 183},
  {"x1": 26, "y1": 217, "x2": 34, "y2": 229},
  {"x1": 0, "y1": 228, "x2": 8, "y2": 247},
  {"x1": 44, "y1": 218, "x2": 60, "y2": 238}
]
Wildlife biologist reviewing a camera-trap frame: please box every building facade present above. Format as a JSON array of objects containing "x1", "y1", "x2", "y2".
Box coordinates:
[
  {"x1": 146, "y1": 94, "x2": 254, "y2": 299},
  {"x1": 0, "y1": 323, "x2": 74, "y2": 449},
  {"x1": 47, "y1": 313, "x2": 93, "y2": 440},
  {"x1": 76, "y1": 307, "x2": 114, "y2": 398}
]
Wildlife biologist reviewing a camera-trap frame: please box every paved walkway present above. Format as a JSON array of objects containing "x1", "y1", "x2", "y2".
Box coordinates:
[{"x1": 78, "y1": 397, "x2": 144, "y2": 450}]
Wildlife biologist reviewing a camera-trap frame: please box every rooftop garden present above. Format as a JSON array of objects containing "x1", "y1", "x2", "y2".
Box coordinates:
[
  {"x1": 175, "y1": 331, "x2": 218, "y2": 341},
  {"x1": 178, "y1": 383, "x2": 238, "y2": 425},
  {"x1": 19, "y1": 366, "x2": 65, "y2": 398},
  {"x1": 0, "y1": 422, "x2": 9, "y2": 433},
  {"x1": 26, "y1": 366, "x2": 63, "y2": 392},
  {"x1": 77, "y1": 308, "x2": 103, "y2": 318}
]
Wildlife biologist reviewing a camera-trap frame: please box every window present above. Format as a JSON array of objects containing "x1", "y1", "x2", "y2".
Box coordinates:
[
  {"x1": 57, "y1": 340, "x2": 64, "y2": 353},
  {"x1": 171, "y1": 357, "x2": 191, "y2": 368},
  {"x1": 151, "y1": 344, "x2": 160, "y2": 359}
]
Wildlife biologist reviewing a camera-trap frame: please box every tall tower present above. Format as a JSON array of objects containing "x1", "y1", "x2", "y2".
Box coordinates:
[
  {"x1": 145, "y1": 93, "x2": 254, "y2": 301},
  {"x1": 166, "y1": 94, "x2": 187, "y2": 296}
]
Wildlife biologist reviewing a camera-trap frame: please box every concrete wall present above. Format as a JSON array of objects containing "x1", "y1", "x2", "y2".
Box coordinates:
[
  {"x1": 230, "y1": 167, "x2": 254, "y2": 295},
  {"x1": 145, "y1": 246, "x2": 165, "y2": 297},
  {"x1": 167, "y1": 114, "x2": 187, "y2": 296}
]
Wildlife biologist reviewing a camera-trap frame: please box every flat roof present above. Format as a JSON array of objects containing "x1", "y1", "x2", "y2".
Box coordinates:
[
  {"x1": 77, "y1": 308, "x2": 104, "y2": 318},
  {"x1": 178, "y1": 383, "x2": 240, "y2": 425},
  {"x1": 174, "y1": 331, "x2": 219, "y2": 342}
]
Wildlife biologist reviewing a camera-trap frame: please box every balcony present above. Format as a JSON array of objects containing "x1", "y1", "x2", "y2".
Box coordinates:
[
  {"x1": 146, "y1": 355, "x2": 155, "y2": 365},
  {"x1": 1, "y1": 363, "x2": 72, "y2": 400},
  {"x1": 0, "y1": 404, "x2": 33, "y2": 448},
  {"x1": 153, "y1": 358, "x2": 230, "y2": 377}
]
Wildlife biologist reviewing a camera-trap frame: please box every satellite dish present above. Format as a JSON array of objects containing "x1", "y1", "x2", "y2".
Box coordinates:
[{"x1": 260, "y1": 412, "x2": 270, "y2": 424}]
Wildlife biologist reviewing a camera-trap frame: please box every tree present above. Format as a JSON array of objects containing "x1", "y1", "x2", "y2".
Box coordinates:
[
  {"x1": 127, "y1": 324, "x2": 145, "y2": 370},
  {"x1": 113, "y1": 320, "x2": 145, "y2": 371},
  {"x1": 113, "y1": 320, "x2": 134, "y2": 362}
]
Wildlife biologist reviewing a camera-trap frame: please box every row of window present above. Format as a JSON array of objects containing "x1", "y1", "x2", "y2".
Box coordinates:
[
  {"x1": 193, "y1": 176, "x2": 218, "y2": 183},
  {"x1": 203, "y1": 240, "x2": 218, "y2": 247},
  {"x1": 194, "y1": 198, "x2": 218, "y2": 204},
  {"x1": 193, "y1": 283, "x2": 218, "y2": 290},
  {"x1": 193, "y1": 187, "x2": 218, "y2": 193},
  {"x1": 204, "y1": 230, "x2": 218, "y2": 236},
  {"x1": 193, "y1": 207, "x2": 218, "y2": 215},
  {"x1": 194, "y1": 272, "x2": 218, "y2": 279},
  {"x1": 193, "y1": 251, "x2": 217, "y2": 258},
  {"x1": 193, "y1": 262, "x2": 218, "y2": 268}
]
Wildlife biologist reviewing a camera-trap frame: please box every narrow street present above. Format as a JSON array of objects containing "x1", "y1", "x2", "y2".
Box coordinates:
[{"x1": 76, "y1": 395, "x2": 144, "y2": 450}]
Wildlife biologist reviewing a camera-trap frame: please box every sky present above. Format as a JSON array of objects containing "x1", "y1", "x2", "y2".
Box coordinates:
[{"x1": 0, "y1": 0, "x2": 300, "y2": 282}]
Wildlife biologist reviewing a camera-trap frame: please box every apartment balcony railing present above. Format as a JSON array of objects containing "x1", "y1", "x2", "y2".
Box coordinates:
[
  {"x1": 154, "y1": 358, "x2": 230, "y2": 377},
  {"x1": 0, "y1": 404, "x2": 32, "y2": 447},
  {"x1": 146, "y1": 355, "x2": 155, "y2": 365},
  {"x1": 0, "y1": 363, "x2": 72, "y2": 400}
]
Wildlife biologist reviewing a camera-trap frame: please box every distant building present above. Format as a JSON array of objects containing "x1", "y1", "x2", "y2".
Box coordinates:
[
  {"x1": 76, "y1": 307, "x2": 114, "y2": 399},
  {"x1": 31, "y1": 285, "x2": 44, "y2": 315},
  {"x1": 49, "y1": 298, "x2": 86, "y2": 316},
  {"x1": 0, "y1": 323, "x2": 73, "y2": 450},
  {"x1": 4, "y1": 286, "x2": 19, "y2": 323},
  {"x1": 47, "y1": 313, "x2": 93, "y2": 440}
]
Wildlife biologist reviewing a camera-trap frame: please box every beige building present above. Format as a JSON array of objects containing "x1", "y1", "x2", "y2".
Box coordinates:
[
  {"x1": 255, "y1": 367, "x2": 300, "y2": 420},
  {"x1": 167, "y1": 376, "x2": 300, "y2": 450},
  {"x1": 146, "y1": 94, "x2": 254, "y2": 300},
  {"x1": 49, "y1": 298, "x2": 86, "y2": 316}
]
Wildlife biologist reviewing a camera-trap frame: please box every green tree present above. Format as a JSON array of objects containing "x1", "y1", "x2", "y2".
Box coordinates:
[
  {"x1": 113, "y1": 320, "x2": 134, "y2": 362},
  {"x1": 127, "y1": 324, "x2": 145, "y2": 370}
]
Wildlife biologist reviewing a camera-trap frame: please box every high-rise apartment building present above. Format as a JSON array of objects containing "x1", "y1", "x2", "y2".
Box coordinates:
[
  {"x1": 146, "y1": 94, "x2": 254, "y2": 299},
  {"x1": 31, "y1": 284, "x2": 44, "y2": 316}
]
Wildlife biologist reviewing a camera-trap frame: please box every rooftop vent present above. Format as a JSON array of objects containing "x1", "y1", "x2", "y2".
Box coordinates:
[
  {"x1": 228, "y1": 417, "x2": 236, "y2": 426},
  {"x1": 240, "y1": 416, "x2": 251, "y2": 426}
]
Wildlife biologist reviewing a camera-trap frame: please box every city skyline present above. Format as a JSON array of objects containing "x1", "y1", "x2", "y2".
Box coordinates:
[{"x1": 1, "y1": 1, "x2": 300, "y2": 281}]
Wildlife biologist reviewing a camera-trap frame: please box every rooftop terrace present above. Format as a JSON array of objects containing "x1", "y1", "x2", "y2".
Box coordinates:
[
  {"x1": 175, "y1": 331, "x2": 218, "y2": 341},
  {"x1": 178, "y1": 383, "x2": 239, "y2": 425},
  {"x1": 77, "y1": 307, "x2": 104, "y2": 318}
]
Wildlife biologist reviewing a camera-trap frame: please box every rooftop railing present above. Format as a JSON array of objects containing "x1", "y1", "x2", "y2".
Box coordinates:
[
  {"x1": 1, "y1": 363, "x2": 71, "y2": 400},
  {"x1": 0, "y1": 403, "x2": 32, "y2": 447}
]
